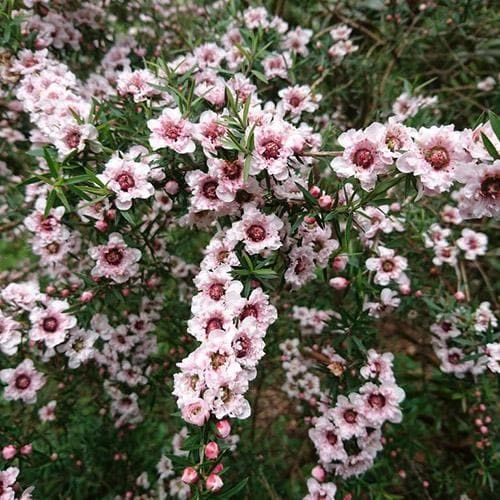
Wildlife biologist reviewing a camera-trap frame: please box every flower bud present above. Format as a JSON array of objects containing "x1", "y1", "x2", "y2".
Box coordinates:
[
  {"x1": 181, "y1": 467, "x2": 198, "y2": 484},
  {"x1": 215, "y1": 419, "x2": 231, "y2": 438},
  {"x1": 206, "y1": 473, "x2": 223, "y2": 492},
  {"x1": 309, "y1": 185, "x2": 321, "y2": 198},
  {"x1": 20, "y1": 444, "x2": 33, "y2": 456},
  {"x1": 204, "y1": 442, "x2": 219, "y2": 460},
  {"x1": 318, "y1": 195, "x2": 333, "y2": 210},
  {"x1": 80, "y1": 291, "x2": 94, "y2": 303},
  {"x1": 95, "y1": 220, "x2": 109, "y2": 232},
  {"x1": 165, "y1": 180, "x2": 179, "y2": 195},
  {"x1": 311, "y1": 465, "x2": 326, "y2": 482},
  {"x1": 2, "y1": 445, "x2": 17, "y2": 460},
  {"x1": 454, "y1": 291, "x2": 465, "y2": 301},
  {"x1": 331, "y1": 255, "x2": 348, "y2": 272},
  {"x1": 212, "y1": 463, "x2": 224, "y2": 474},
  {"x1": 329, "y1": 277, "x2": 349, "y2": 290}
]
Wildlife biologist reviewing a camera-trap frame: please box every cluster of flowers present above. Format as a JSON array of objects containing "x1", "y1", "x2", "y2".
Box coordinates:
[
  {"x1": 173, "y1": 224, "x2": 278, "y2": 424},
  {"x1": 291, "y1": 305, "x2": 336, "y2": 335},
  {"x1": 308, "y1": 350, "x2": 405, "y2": 482},
  {"x1": 424, "y1": 222, "x2": 488, "y2": 268},
  {"x1": 331, "y1": 119, "x2": 499, "y2": 213},
  {"x1": 0, "y1": 466, "x2": 33, "y2": 500},
  {"x1": 430, "y1": 302, "x2": 499, "y2": 378}
]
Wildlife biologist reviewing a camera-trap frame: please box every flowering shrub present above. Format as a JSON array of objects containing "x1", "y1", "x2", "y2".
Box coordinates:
[{"x1": 0, "y1": 1, "x2": 498, "y2": 499}]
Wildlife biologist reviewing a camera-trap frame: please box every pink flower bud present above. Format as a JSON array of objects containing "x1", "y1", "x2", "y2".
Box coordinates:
[
  {"x1": 95, "y1": 220, "x2": 109, "y2": 232},
  {"x1": 332, "y1": 254, "x2": 348, "y2": 272},
  {"x1": 304, "y1": 216, "x2": 316, "y2": 225},
  {"x1": 329, "y1": 277, "x2": 350, "y2": 290},
  {"x1": 318, "y1": 195, "x2": 333, "y2": 209},
  {"x1": 422, "y1": 481, "x2": 429, "y2": 488},
  {"x1": 311, "y1": 465, "x2": 326, "y2": 482},
  {"x1": 479, "y1": 426, "x2": 488, "y2": 435},
  {"x1": 205, "y1": 442, "x2": 219, "y2": 460},
  {"x1": 390, "y1": 202, "x2": 401, "y2": 212},
  {"x1": 212, "y1": 463, "x2": 224, "y2": 474},
  {"x1": 454, "y1": 291, "x2": 465, "y2": 301},
  {"x1": 80, "y1": 291, "x2": 94, "y2": 303},
  {"x1": 414, "y1": 290, "x2": 423, "y2": 298},
  {"x1": 206, "y1": 473, "x2": 223, "y2": 492},
  {"x1": 215, "y1": 420, "x2": 231, "y2": 438},
  {"x1": 2, "y1": 445, "x2": 17, "y2": 460},
  {"x1": 309, "y1": 185, "x2": 321, "y2": 198},
  {"x1": 399, "y1": 284, "x2": 411, "y2": 295},
  {"x1": 20, "y1": 444, "x2": 33, "y2": 456},
  {"x1": 181, "y1": 467, "x2": 198, "y2": 484},
  {"x1": 165, "y1": 180, "x2": 179, "y2": 195}
]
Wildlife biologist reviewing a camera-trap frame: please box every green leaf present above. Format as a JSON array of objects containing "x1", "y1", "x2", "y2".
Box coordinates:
[
  {"x1": 488, "y1": 111, "x2": 500, "y2": 142},
  {"x1": 481, "y1": 132, "x2": 499, "y2": 159},
  {"x1": 219, "y1": 477, "x2": 248, "y2": 499},
  {"x1": 251, "y1": 69, "x2": 268, "y2": 84}
]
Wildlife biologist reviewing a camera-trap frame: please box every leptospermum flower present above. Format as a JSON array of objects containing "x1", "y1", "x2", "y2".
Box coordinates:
[
  {"x1": 365, "y1": 246, "x2": 408, "y2": 286},
  {"x1": 29, "y1": 299, "x2": 77, "y2": 348},
  {"x1": 396, "y1": 125, "x2": 468, "y2": 194},
  {"x1": 331, "y1": 123, "x2": 393, "y2": 191},
  {"x1": 456, "y1": 228, "x2": 488, "y2": 260},
  {"x1": 454, "y1": 160, "x2": 500, "y2": 219},
  {"x1": 98, "y1": 153, "x2": 154, "y2": 210},
  {"x1": 225, "y1": 204, "x2": 283, "y2": 255},
  {"x1": 147, "y1": 107, "x2": 196, "y2": 154},
  {"x1": 88, "y1": 232, "x2": 142, "y2": 283},
  {"x1": 180, "y1": 398, "x2": 210, "y2": 426},
  {"x1": 0, "y1": 359, "x2": 46, "y2": 404},
  {"x1": 304, "y1": 478, "x2": 337, "y2": 500},
  {"x1": 0, "y1": 312, "x2": 22, "y2": 356},
  {"x1": 355, "y1": 382, "x2": 405, "y2": 426}
]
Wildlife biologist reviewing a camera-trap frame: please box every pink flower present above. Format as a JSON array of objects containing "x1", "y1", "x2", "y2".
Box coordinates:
[
  {"x1": 193, "y1": 43, "x2": 225, "y2": 69},
  {"x1": 225, "y1": 205, "x2": 283, "y2": 255},
  {"x1": 1, "y1": 282, "x2": 41, "y2": 311},
  {"x1": 365, "y1": 246, "x2": 408, "y2": 286},
  {"x1": 396, "y1": 125, "x2": 468, "y2": 193},
  {"x1": 331, "y1": 123, "x2": 393, "y2": 191},
  {"x1": 29, "y1": 299, "x2": 77, "y2": 348},
  {"x1": 252, "y1": 120, "x2": 296, "y2": 180},
  {"x1": 181, "y1": 398, "x2": 210, "y2": 426},
  {"x1": 285, "y1": 246, "x2": 316, "y2": 289},
  {"x1": 278, "y1": 85, "x2": 320, "y2": 120},
  {"x1": 89, "y1": 233, "x2": 142, "y2": 283},
  {"x1": 331, "y1": 394, "x2": 367, "y2": 439},
  {"x1": 116, "y1": 69, "x2": 160, "y2": 102},
  {"x1": 282, "y1": 27, "x2": 313, "y2": 56},
  {"x1": 39, "y1": 400, "x2": 57, "y2": 422},
  {"x1": 147, "y1": 107, "x2": 196, "y2": 154},
  {"x1": 360, "y1": 350, "x2": 395, "y2": 383},
  {"x1": 456, "y1": 228, "x2": 488, "y2": 260},
  {"x1": 262, "y1": 52, "x2": 292, "y2": 80},
  {"x1": 0, "y1": 467, "x2": 19, "y2": 500},
  {"x1": 308, "y1": 417, "x2": 347, "y2": 463},
  {"x1": 243, "y1": 7, "x2": 269, "y2": 29},
  {"x1": 355, "y1": 382, "x2": 405, "y2": 426},
  {"x1": 432, "y1": 245, "x2": 458, "y2": 267},
  {"x1": 98, "y1": 153, "x2": 154, "y2": 210},
  {"x1": 207, "y1": 156, "x2": 246, "y2": 203},
  {"x1": 185, "y1": 170, "x2": 227, "y2": 213},
  {"x1": 0, "y1": 312, "x2": 22, "y2": 356},
  {"x1": 53, "y1": 122, "x2": 98, "y2": 157},
  {"x1": 454, "y1": 160, "x2": 500, "y2": 219},
  {"x1": 205, "y1": 473, "x2": 223, "y2": 492},
  {"x1": 304, "y1": 478, "x2": 337, "y2": 500},
  {"x1": 0, "y1": 359, "x2": 46, "y2": 404},
  {"x1": 194, "y1": 110, "x2": 228, "y2": 155}
]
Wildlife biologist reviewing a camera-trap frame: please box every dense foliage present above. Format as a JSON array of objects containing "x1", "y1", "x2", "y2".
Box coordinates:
[{"x1": 0, "y1": 1, "x2": 498, "y2": 499}]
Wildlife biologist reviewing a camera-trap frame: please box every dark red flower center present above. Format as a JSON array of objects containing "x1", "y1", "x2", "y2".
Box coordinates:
[
  {"x1": 262, "y1": 140, "x2": 281, "y2": 160},
  {"x1": 202, "y1": 180, "x2": 219, "y2": 200},
  {"x1": 247, "y1": 224, "x2": 266, "y2": 242},
  {"x1": 223, "y1": 161, "x2": 242, "y2": 180},
  {"x1": 208, "y1": 283, "x2": 225, "y2": 301},
  {"x1": 233, "y1": 333, "x2": 251, "y2": 358},
  {"x1": 45, "y1": 242, "x2": 60, "y2": 254},
  {"x1": 240, "y1": 305, "x2": 258, "y2": 320},
  {"x1": 162, "y1": 122, "x2": 181, "y2": 140},
  {"x1": 344, "y1": 409, "x2": 358, "y2": 423},
  {"x1": 65, "y1": 130, "x2": 82, "y2": 149},
  {"x1": 105, "y1": 247, "x2": 124, "y2": 265},
  {"x1": 480, "y1": 176, "x2": 500, "y2": 199},
  {"x1": 206, "y1": 317, "x2": 223, "y2": 334},
  {"x1": 326, "y1": 431, "x2": 338, "y2": 446},
  {"x1": 116, "y1": 173, "x2": 135, "y2": 192},
  {"x1": 42, "y1": 316, "x2": 59, "y2": 333},
  {"x1": 368, "y1": 393, "x2": 386, "y2": 409},
  {"x1": 353, "y1": 148, "x2": 374, "y2": 168},
  {"x1": 425, "y1": 146, "x2": 450, "y2": 170},
  {"x1": 15, "y1": 374, "x2": 31, "y2": 390},
  {"x1": 382, "y1": 260, "x2": 394, "y2": 272}
]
